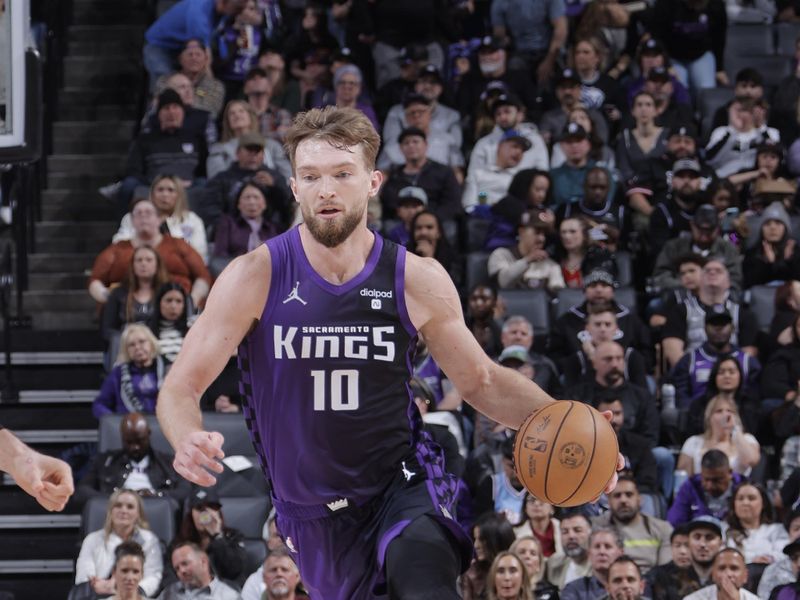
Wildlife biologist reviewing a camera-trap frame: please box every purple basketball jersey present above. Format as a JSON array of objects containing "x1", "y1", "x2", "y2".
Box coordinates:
[{"x1": 239, "y1": 227, "x2": 426, "y2": 506}]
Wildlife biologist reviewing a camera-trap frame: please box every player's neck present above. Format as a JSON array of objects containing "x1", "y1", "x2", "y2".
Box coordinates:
[{"x1": 299, "y1": 224, "x2": 376, "y2": 285}]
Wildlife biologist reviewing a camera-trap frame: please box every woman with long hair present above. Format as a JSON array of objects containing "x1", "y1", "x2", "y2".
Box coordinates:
[
  {"x1": 570, "y1": 37, "x2": 626, "y2": 123},
  {"x1": 108, "y1": 541, "x2": 149, "y2": 600},
  {"x1": 726, "y1": 482, "x2": 789, "y2": 565},
  {"x1": 616, "y1": 92, "x2": 669, "y2": 185},
  {"x1": 486, "y1": 551, "x2": 533, "y2": 600},
  {"x1": 75, "y1": 490, "x2": 163, "y2": 597},
  {"x1": 462, "y1": 513, "x2": 517, "y2": 600},
  {"x1": 510, "y1": 536, "x2": 560, "y2": 599},
  {"x1": 147, "y1": 282, "x2": 192, "y2": 365},
  {"x1": 689, "y1": 355, "x2": 759, "y2": 435},
  {"x1": 555, "y1": 217, "x2": 590, "y2": 288},
  {"x1": 407, "y1": 210, "x2": 460, "y2": 284}
]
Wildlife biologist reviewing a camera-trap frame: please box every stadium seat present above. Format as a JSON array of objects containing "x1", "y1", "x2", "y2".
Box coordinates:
[
  {"x1": 747, "y1": 284, "x2": 778, "y2": 332},
  {"x1": 697, "y1": 88, "x2": 735, "y2": 138},
  {"x1": 216, "y1": 497, "x2": 270, "y2": 539},
  {"x1": 98, "y1": 414, "x2": 171, "y2": 455},
  {"x1": 776, "y1": 22, "x2": 800, "y2": 56},
  {"x1": 725, "y1": 24, "x2": 774, "y2": 56},
  {"x1": 207, "y1": 456, "x2": 269, "y2": 497},
  {"x1": 553, "y1": 286, "x2": 637, "y2": 318},
  {"x1": 726, "y1": 55, "x2": 791, "y2": 87},
  {"x1": 80, "y1": 496, "x2": 177, "y2": 545},
  {"x1": 241, "y1": 539, "x2": 267, "y2": 582},
  {"x1": 466, "y1": 218, "x2": 490, "y2": 252},
  {"x1": 616, "y1": 251, "x2": 633, "y2": 287},
  {"x1": 465, "y1": 251, "x2": 490, "y2": 291},
  {"x1": 498, "y1": 289, "x2": 551, "y2": 340}
]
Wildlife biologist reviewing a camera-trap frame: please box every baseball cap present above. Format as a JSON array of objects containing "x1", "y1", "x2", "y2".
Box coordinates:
[
  {"x1": 640, "y1": 38, "x2": 665, "y2": 56},
  {"x1": 418, "y1": 64, "x2": 443, "y2": 83},
  {"x1": 584, "y1": 269, "x2": 616, "y2": 288},
  {"x1": 647, "y1": 66, "x2": 671, "y2": 82},
  {"x1": 157, "y1": 88, "x2": 184, "y2": 111},
  {"x1": 499, "y1": 129, "x2": 532, "y2": 151},
  {"x1": 237, "y1": 131, "x2": 266, "y2": 150},
  {"x1": 556, "y1": 68, "x2": 581, "y2": 87},
  {"x1": 492, "y1": 93, "x2": 520, "y2": 114},
  {"x1": 687, "y1": 515, "x2": 723, "y2": 537},
  {"x1": 705, "y1": 306, "x2": 733, "y2": 326},
  {"x1": 398, "y1": 126, "x2": 427, "y2": 144},
  {"x1": 189, "y1": 488, "x2": 222, "y2": 510},
  {"x1": 498, "y1": 345, "x2": 533, "y2": 366},
  {"x1": 333, "y1": 46, "x2": 354, "y2": 63},
  {"x1": 480, "y1": 81, "x2": 509, "y2": 102},
  {"x1": 402, "y1": 93, "x2": 431, "y2": 109},
  {"x1": 397, "y1": 186, "x2": 428, "y2": 206},
  {"x1": 559, "y1": 122, "x2": 589, "y2": 142},
  {"x1": 478, "y1": 35, "x2": 504, "y2": 53},
  {"x1": 692, "y1": 204, "x2": 718, "y2": 230},
  {"x1": 668, "y1": 123, "x2": 698, "y2": 140},
  {"x1": 672, "y1": 158, "x2": 701, "y2": 175}
]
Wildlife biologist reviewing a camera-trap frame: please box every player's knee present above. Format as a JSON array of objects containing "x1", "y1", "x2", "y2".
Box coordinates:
[{"x1": 385, "y1": 516, "x2": 461, "y2": 599}]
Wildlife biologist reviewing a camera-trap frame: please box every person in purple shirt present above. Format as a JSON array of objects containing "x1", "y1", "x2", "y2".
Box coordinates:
[
  {"x1": 156, "y1": 106, "x2": 623, "y2": 599},
  {"x1": 626, "y1": 39, "x2": 691, "y2": 108}
]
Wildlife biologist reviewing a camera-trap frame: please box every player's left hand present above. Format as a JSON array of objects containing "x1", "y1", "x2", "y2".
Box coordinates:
[
  {"x1": 599, "y1": 410, "x2": 625, "y2": 495},
  {"x1": 12, "y1": 449, "x2": 74, "y2": 512}
]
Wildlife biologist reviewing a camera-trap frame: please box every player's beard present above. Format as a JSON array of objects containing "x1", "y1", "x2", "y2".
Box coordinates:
[{"x1": 302, "y1": 202, "x2": 364, "y2": 248}]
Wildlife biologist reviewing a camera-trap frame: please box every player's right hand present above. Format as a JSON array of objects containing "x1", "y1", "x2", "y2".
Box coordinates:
[{"x1": 173, "y1": 431, "x2": 225, "y2": 486}]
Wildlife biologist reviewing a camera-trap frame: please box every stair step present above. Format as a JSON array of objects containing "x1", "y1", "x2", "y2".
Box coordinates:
[
  {"x1": 48, "y1": 154, "x2": 126, "y2": 173},
  {"x1": 68, "y1": 38, "x2": 142, "y2": 56},
  {"x1": 67, "y1": 24, "x2": 146, "y2": 43},
  {"x1": 53, "y1": 120, "x2": 136, "y2": 141},
  {"x1": 0, "y1": 404, "x2": 96, "y2": 430},
  {"x1": 0, "y1": 364, "x2": 104, "y2": 390},
  {"x1": 12, "y1": 429, "x2": 98, "y2": 444},
  {"x1": 71, "y1": 10, "x2": 149, "y2": 25},
  {"x1": 22, "y1": 290, "x2": 96, "y2": 312},
  {"x1": 56, "y1": 103, "x2": 139, "y2": 120},
  {"x1": 0, "y1": 573, "x2": 74, "y2": 598},
  {"x1": 53, "y1": 137, "x2": 130, "y2": 154},
  {"x1": 33, "y1": 236, "x2": 109, "y2": 253},
  {"x1": 19, "y1": 389, "x2": 97, "y2": 403},
  {"x1": 0, "y1": 559, "x2": 75, "y2": 572},
  {"x1": 46, "y1": 171, "x2": 113, "y2": 190},
  {"x1": 28, "y1": 272, "x2": 90, "y2": 290},
  {"x1": 23, "y1": 312, "x2": 98, "y2": 330},
  {"x1": 0, "y1": 350, "x2": 103, "y2": 366},
  {"x1": 35, "y1": 220, "x2": 117, "y2": 240},
  {"x1": 28, "y1": 253, "x2": 95, "y2": 273},
  {"x1": 41, "y1": 199, "x2": 117, "y2": 221}
]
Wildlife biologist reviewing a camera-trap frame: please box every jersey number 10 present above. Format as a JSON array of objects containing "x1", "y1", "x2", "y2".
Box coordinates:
[{"x1": 311, "y1": 369, "x2": 360, "y2": 411}]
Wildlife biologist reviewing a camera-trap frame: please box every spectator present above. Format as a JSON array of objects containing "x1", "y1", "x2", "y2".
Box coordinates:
[
  {"x1": 570, "y1": 36, "x2": 626, "y2": 120},
  {"x1": 678, "y1": 396, "x2": 761, "y2": 478},
  {"x1": 514, "y1": 495, "x2": 563, "y2": 557},
  {"x1": 241, "y1": 547, "x2": 308, "y2": 600},
  {"x1": 596, "y1": 398, "x2": 660, "y2": 496},
  {"x1": 406, "y1": 210, "x2": 459, "y2": 280},
  {"x1": 661, "y1": 258, "x2": 758, "y2": 369},
  {"x1": 499, "y1": 315, "x2": 562, "y2": 396},
  {"x1": 712, "y1": 68, "x2": 766, "y2": 131},
  {"x1": 242, "y1": 67, "x2": 292, "y2": 143},
  {"x1": 725, "y1": 483, "x2": 789, "y2": 565},
  {"x1": 465, "y1": 284, "x2": 503, "y2": 358},
  {"x1": 378, "y1": 127, "x2": 463, "y2": 222},
  {"x1": 462, "y1": 129, "x2": 530, "y2": 211},
  {"x1": 483, "y1": 437, "x2": 526, "y2": 524},
  {"x1": 603, "y1": 556, "x2": 650, "y2": 600},
  {"x1": 114, "y1": 175, "x2": 209, "y2": 263},
  {"x1": 256, "y1": 49, "x2": 300, "y2": 115},
  {"x1": 550, "y1": 123, "x2": 599, "y2": 207},
  {"x1": 764, "y1": 314, "x2": 800, "y2": 441},
  {"x1": 468, "y1": 94, "x2": 549, "y2": 175},
  {"x1": 549, "y1": 107, "x2": 616, "y2": 172},
  {"x1": 561, "y1": 526, "x2": 625, "y2": 600},
  {"x1": 743, "y1": 202, "x2": 800, "y2": 287},
  {"x1": 174, "y1": 489, "x2": 247, "y2": 584},
  {"x1": 207, "y1": 99, "x2": 291, "y2": 181},
  {"x1": 616, "y1": 92, "x2": 669, "y2": 185},
  {"x1": 488, "y1": 211, "x2": 564, "y2": 291},
  {"x1": 541, "y1": 69, "x2": 609, "y2": 146},
  {"x1": 93, "y1": 324, "x2": 165, "y2": 419},
  {"x1": 75, "y1": 489, "x2": 163, "y2": 597},
  {"x1": 210, "y1": 0, "x2": 263, "y2": 99},
  {"x1": 649, "y1": 518, "x2": 724, "y2": 599},
  {"x1": 772, "y1": 37, "x2": 800, "y2": 140},
  {"x1": 382, "y1": 186, "x2": 427, "y2": 246},
  {"x1": 89, "y1": 199, "x2": 211, "y2": 308},
  {"x1": 758, "y1": 511, "x2": 800, "y2": 599},
  {"x1": 653, "y1": 205, "x2": 743, "y2": 292},
  {"x1": 283, "y1": 5, "x2": 337, "y2": 101},
  {"x1": 626, "y1": 39, "x2": 691, "y2": 108},
  {"x1": 668, "y1": 450, "x2": 745, "y2": 526},
  {"x1": 546, "y1": 513, "x2": 593, "y2": 590},
  {"x1": 116, "y1": 89, "x2": 208, "y2": 213},
  {"x1": 160, "y1": 541, "x2": 240, "y2": 599},
  {"x1": 145, "y1": 72, "x2": 218, "y2": 147},
  {"x1": 649, "y1": 159, "x2": 710, "y2": 255},
  {"x1": 108, "y1": 541, "x2": 148, "y2": 600},
  {"x1": 315, "y1": 64, "x2": 379, "y2": 132},
  {"x1": 211, "y1": 181, "x2": 281, "y2": 276},
  {"x1": 555, "y1": 216, "x2": 590, "y2": 289},
  {"x1": 706, "y1": 97, "x2": 780, "y2": 179},
  {"x1": 510, "y1": 536, "x2": 559, "y2": 599},
  {"x1": 650, "y1": 253, "x2": 705, "y2": 329},
  {"x1": 487, "y1": 550, "x2": 532, "y2": 600},
  {"x1": 410, "y1": 376, "x2": 465, "y2": 472},
  {"x1": 199, "y1": 132, "x2": 292, "y2": 228},
  {"x1": 683, "y1": 548, "x2": 759, "y2": 599},
  {"x1": 162, "y1": 38, "x2": 226, "y2": 118},
  {"x1": 556, "y1": 168, "x2": 628, "y2": 246},
  {"x1": 462, "y1": 513, "x2": 516, "y2": 600},
  {"x1": 594, "y1": 476, "x2": 673, "y2": 573},
  {"x1": 732, "y1": 142, "x2": 788, "y2": 209},
  {"x1": 637, "y1": 67, "x2": 697, "y2": 132},
  {"x1": 144, "y1": 0, "x2": 239, "y2": 95},
  {"x1": 147, "y1": 283, "x2": 192, "y2": 366},
  {"x1": 74, "y1": 412, "x2": 190, "y2": 508}
]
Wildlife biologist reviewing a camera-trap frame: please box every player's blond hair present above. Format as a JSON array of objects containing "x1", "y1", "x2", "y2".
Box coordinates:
[{"x1": 284, "y1": 106, "x2": 380, "y2": 173}]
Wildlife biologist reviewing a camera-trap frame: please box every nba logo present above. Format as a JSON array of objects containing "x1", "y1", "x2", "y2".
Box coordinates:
[{"x1": 371, "y1": 299, "x2": 381, "y2": 310}]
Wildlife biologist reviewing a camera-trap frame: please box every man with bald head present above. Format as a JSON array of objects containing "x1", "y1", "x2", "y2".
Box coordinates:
[{"x1": 74, "y1": 412, "x2": 189, "y2": 508}]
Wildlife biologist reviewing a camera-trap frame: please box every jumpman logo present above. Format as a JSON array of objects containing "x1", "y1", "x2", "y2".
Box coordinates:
[
  {"x1": 401, "y1": 461, "x2": 415, "y2": 481},
  {"x1": 282, "y1": 281, "x2": 307, "y2": 305}
]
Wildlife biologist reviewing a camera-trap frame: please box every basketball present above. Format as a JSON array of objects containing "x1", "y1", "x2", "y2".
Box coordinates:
[{"x1": 513, "y1": 400, "x2": 619, "y2": 507}]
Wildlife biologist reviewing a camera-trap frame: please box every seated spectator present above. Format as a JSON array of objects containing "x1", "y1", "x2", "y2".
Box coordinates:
[
  {"x1": 315, "y1": 64, "x2": 379, "y2": 132},
  {"x1": 596, "y1": 398, "x2": 660, "y2": 496},
  {"x1": 729, "y1": 142, "x2": 788, "y2": 208},
  {"x1": 661, "y1": 258, "x2": 758, "y2": 369},
  {"x1": 678, "y1": 396, "x2": 761, "y2": 477},
  {"x1": 114, "y1": 175, "x2": 209, "y2": 263},
  {"x1": 546, "y1": 513, "x2": 593, "y2": 590},
  {"x1": 562, "y1": 527, "x2": 625, "y2": 600},
  {"x1": 161, "y1": 541, "x2": 240, "y2": 600},
  {"x1": 241, "y1": 547, "x2": 307, "y2": 600},
  {"x1": 649, "y1": 519, "x2": 724, "y2": 600},
  {"x1": 488, "y1": 211, "x2": 564, "y2": 292},
  {"x1": 671, "y1": 311, "x2": 761, "y2": 413},
  {"x1": 773, "y1": 38, "x2": 800, "y2": 140},
  {"x1": 570, "y1": 36, "x2": 626, "y2": 120},
  {"x1": 626, "y1": 39, "x2": 691, "y2": 108},
  {"x1": 668, "y1": 450, "x2": 745, "y2": 526},
  {"x1": 560, "y1": 302, "x2": 648, "y2": 389},
  {"x1": 553, "y1": 109, "x2": 615, "y2": 172},
  {"x1": 636, "y1": 66, "x2": 697, "y2": 132},
  {"x1": 283, "y1": 4, "x2": 337, "y2": 97},
  {"x1": 465, "y1": 284, "x2": 503, "y2": 359},
  {"x1": 555, "y1": 216, "x2": 590, "y2": 289},
  {"x1": 143, "y1": 72, "x2": 217, "y2": 147},
  {"x1": 243, "y1": 67, "x2": 292, "y2": 143},
  {"x1": 650, "y1": 253, "x2": 705, "y2": 329},
  {"x1": 768, "y1": 281, "x2": 800, "y2": 353},
  {"x1": 765, "y1": 315, "x2": 800, "y2": 444},
  {"x1": 743, "y1": 202, "x2": 800, "y2": 287},
  {"x1": 116, "y1": 89, "x2": 207, "y2": 213},
  {"x1": 758, "y1": 512, "x2": 800, "y2": 599},
  {"x1": 383, "y1": 186, "x2": 427, "y2": 246},
  {"x1": 556, "y1": 167, "x2": 628, "y2": 244},
  {"x1": 211, "y1": 181, "x2": 281, "y2": 276},
  {"x1": 210, "y1": 0, "x2": 263, "y2": 99},
  {"x1": 75, "y1": 412, "x2": 190, "y2": 508},
  {"x1": 468, "y1": 93, "x2": 548, "y2": 174},
  {"x1": 378, "y1": 94, "x2": 464, "y2": 175},
  {"x1": 462, "y1": 513, "x2": 516, "y2": 600},
  {"x1": 475, "y1": 437, "x2": 526, "y2": 524},
  {"x1": 541, "y1": 69, "x2": 609, "y2": 146},
  {"x1": 108, "y1": 541, "x2": 149, "y2": 600},
  {"x1": 550, "y1": 123, "x2": 602, "y2": 207},
  {"x1": 486, "y1": 551, "x2": 532, "y2": 600},
  {"x1": 75, "y1": 489, "x2": 163, "y2": 597},
  {"x1": 604, "y1": 556, "x2": 650, "y2": 600},
  {"x1": 550, "y1": 269, "x2": 651, "y2": 361},
  {"x1": 199, "y1": 132, "x2": 292, "y2": 229},
  {"x1": 256, "y1": 49, "x2": 300, "y2": 115},
  {"x1": 513, "y1": 495, "x2": 562, "y2": 557},
  {"x1": 725, "y1": 483, "x2": 789, "y2": 566},
  {"x1": 378, "y1": 127, "x2": 462, "y2": 223},
  {"x1": 406, "y1": 210, "x2": 459, "y2": 282},
  {"x1": 707, "y1": 97, "x2": 780, "y2": 179},
  {"x1": 653, "y1": 205, "x2": 743, "y2": 292},
  {"x1": 89, "y1": 199, "x2": 211, "y2": 308},
  {"x1": 174, "y1": 489, "x2": 247, "y2": 584},
  {"x1": 683, "y1": 548, "x2": 759, "y2": 599},
  {"x1": 510, "y1": 536, "x2": 560, "y2": 599},
  {"x1": 462, "y1": 129, "x2": 532, "y2": 211},
  {"x1": 712, "y1": 69, "x2": 766, "y2": 131},
  {"x1": 207, "y1": 99, "x2": 291, "y2": 181},
  {"x1": 500, "y1": 315, "x2": 561, "y2": 396},
  {"x1": 148, "y1": 283, "x2": 192, "y2": 365},
  {"x1": 93, "y1": 325, "x2": 165, "y2": 419},
  {"x1": 410, "y1": 377, "x2": 465, "y2": 469},
  {"x1": 616, "y1": 92, "x2": 670, "y2": 185},
  {"x1": 101, "y1": 246, "x2": 170, "y2": 355}
]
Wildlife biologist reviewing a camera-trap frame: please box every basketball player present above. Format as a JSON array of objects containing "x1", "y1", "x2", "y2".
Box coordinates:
[{"x1": 157, "y1": 107, "x2": 622, "y2": 599}]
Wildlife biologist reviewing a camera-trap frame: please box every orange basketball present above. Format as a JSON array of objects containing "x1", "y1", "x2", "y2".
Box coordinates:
[{"x1": 513, "y1": 400, "x2": 619, "y2": 507}]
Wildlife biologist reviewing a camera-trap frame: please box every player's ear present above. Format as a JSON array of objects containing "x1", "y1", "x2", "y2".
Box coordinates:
[
  {"x1": 369, "y1": 169, "x2": 384, "y2": 198},
  {"x1": 289, "y1": 177, "x2": 299, "y2": 201}
]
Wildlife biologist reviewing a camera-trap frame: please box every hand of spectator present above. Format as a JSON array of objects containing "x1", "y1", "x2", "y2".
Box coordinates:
[
  {"x1": 179, "y1": 179, "x2": 192, "y2": 189},
  {"x1": 253, "y1": 170, "x2": 275, "y2": 188},
  {"x1": 173, "y1": 430, "x2": 225, "y2": 486},
  {"x1": 603, "y1": 105, "x2": 621, "y2": 122},
  {"x1": 90, "y1": 577, "x2": 116, "y2": 595},
  {"x1": 716, "y1": 71, "x2": 730, "y2": 87},
  {"x1": 581, "y1": 339, "x2": 596, "y2": 359},
  {"x1": 762, "y1": 240, "x2": 777, "y2": 263},
  {"x1": 331, "y1": 0, "x2": 352, "y2": 19},
  {"x1": 12, "y1": 448, "x2": 74, "y2": 512},
  {"x1": 525, "y1": 249, "x2": 549, "y2": 263},
  {"x1": 454, "y1": 56, "x2": 471, "y2": 76},
  {"x1": 717, "y1": 574, "x2": 740, "y2": 600},
  {"x1": 785, "y1": 239, "x2": 796, "y2": 260},
  {"x1": 199, "y1": 509, "x2": 223, "y2": 537},
  {"x1": 215, "y1": 395, "x2": 240, "y2": 413},
  {"x1": 536, "y1": 56, "x2": 556, "y2": 86},
  {"x1": 538, "y1": 209, "x2": 556, "y2": 225}
]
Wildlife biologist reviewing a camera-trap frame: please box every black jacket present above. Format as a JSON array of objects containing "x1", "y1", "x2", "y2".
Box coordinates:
[{"x1": 647, "y1": 561, "x2": 703, "y2": 600}]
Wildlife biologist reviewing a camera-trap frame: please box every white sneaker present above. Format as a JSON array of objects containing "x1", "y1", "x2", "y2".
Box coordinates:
[{"x1": 99, "y1": 181, "x2": 121, "y2": 200}]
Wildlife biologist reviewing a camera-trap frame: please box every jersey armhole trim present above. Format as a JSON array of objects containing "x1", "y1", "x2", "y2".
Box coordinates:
[{"x1": 395, "y1": 245, "x2": 418, "y2": 338}]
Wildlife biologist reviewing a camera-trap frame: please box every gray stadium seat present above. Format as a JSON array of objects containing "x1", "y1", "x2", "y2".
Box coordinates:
[
  {"x1": 216, "y1": 497, "x2": 270, "y2": 539},
  {"x1": 725, "y1": 24, "x2": 775, "y2": 56},
  {"x1": 81, "y1": 495, "x2": 177, "y2": 545},
  {"x1": 98, "y1": 414, "x2": 171, "y2": 455},
  {"x1": 207, "y1": 456, "x2": 269, "y2": 497},
  {"x1": 747, "y1": 284, "x2": 778, "y2": 332},
  {"x1": 498, "y1": 289, "x2": 551, "y2": 339},
  {"x1": 466, "y1": 218, "x2": 490, "y2": 252},
  {"x1": 697, "y1": 88, "x2": 735, "y2": 138},
  {"x1": 465, "y1": 252, "x2": 490, "y2": 291},
  {"x1": 615, "y1": 252, "x2": 633, "y2": 287},
  {"x1": 776, "y1": 22, "x2": 800, "y2": 55},
  {"x1": 726, "y1": 55, "x2": 791, "y2": 87}
]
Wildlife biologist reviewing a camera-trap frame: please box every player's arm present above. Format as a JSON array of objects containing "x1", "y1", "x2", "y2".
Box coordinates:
[
  {"x1": 405, "y1": 254, "x2": 555, "y2": 428},
  {"x1": 156, "y1": 245, "x2": 270, "y2": 486}
]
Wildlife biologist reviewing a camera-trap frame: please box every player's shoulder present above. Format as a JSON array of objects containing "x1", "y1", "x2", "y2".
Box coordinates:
[
  {"x1": 212, "y1": 245, "x2": 271, "y2": 301},
  {"x1": 404, "y1": 252, "x2": 455, "y2": 295}
]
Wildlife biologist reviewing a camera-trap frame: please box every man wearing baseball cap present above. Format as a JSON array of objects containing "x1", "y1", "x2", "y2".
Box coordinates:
[
  {"x1": 551, "y1": 122, "x2": 608, "y2": 206},
  {"x1": 626, "y1": 39, "x2": 691, "y2": 108},
  {"x1": 540, "y1": 68, "x2": 609, "y2": 146},
  {"x1": 462, "y1": 129, "x2": 532, "y2": 210}
]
